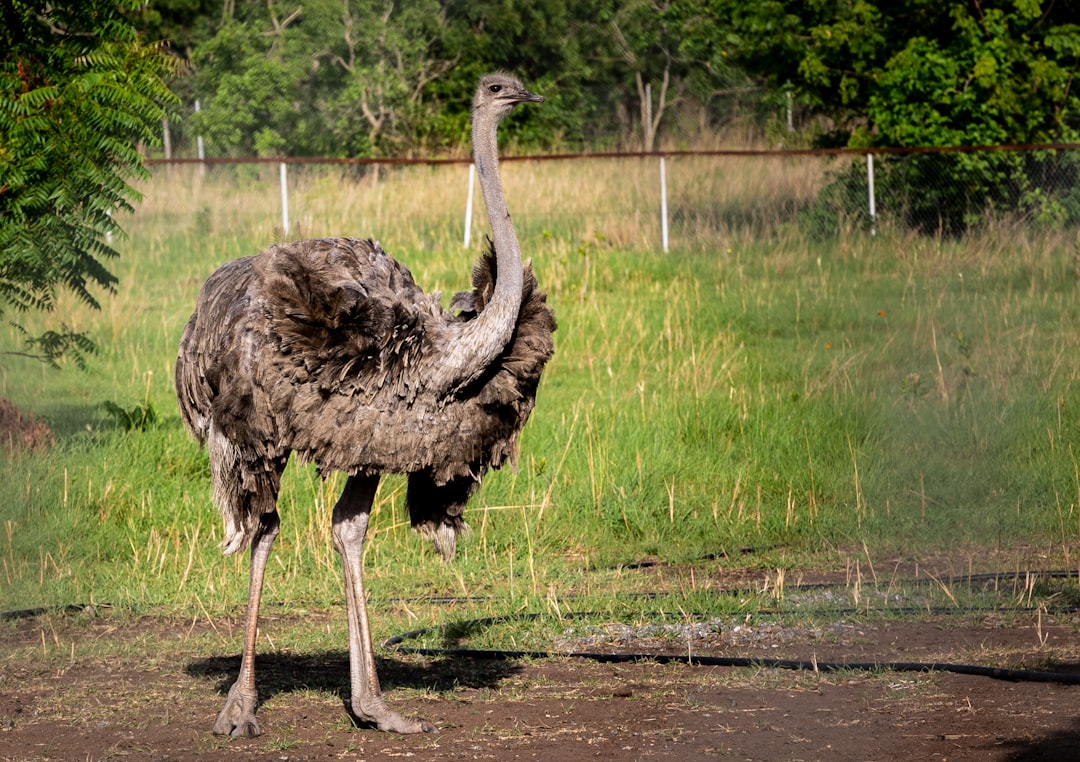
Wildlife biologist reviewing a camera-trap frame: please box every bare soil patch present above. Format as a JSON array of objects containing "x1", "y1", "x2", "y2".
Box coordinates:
[{"x1": 2, "y1": 592, "x2": 1078, "y2": 761}]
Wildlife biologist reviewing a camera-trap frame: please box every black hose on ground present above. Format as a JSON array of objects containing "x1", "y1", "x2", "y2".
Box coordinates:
[
  {"x1": 0, "y1": 603, "x2": 96, "y2": 621},
  {"x1": 389, "y1": 641, "x2": 1080, "y2": 685},
  {"x1": 381, "y1": 601, "x2": 1080, "y2": 687}
]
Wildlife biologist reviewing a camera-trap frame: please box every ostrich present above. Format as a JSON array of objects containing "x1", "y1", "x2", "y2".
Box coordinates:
[{"x1": 174, "y1": 74, "x2": 554, "y2": 738}]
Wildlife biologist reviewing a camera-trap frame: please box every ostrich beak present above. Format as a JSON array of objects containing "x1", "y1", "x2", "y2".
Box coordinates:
[{"x1": 517, "y1": 89, "x2": 544, "y2": 104}]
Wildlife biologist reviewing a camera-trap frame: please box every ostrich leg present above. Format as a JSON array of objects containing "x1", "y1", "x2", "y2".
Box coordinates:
[
  {"x1": 213, "y1": 511, "x2": 280, "y2": 738},
  {"x1": 332, "y1": 474, "x2": 434, "y2": 733}
]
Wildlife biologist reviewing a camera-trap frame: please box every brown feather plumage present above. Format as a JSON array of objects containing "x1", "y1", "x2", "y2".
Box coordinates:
[{"x1": 175, "y1": 236, "x2": 555, "y2": 557}]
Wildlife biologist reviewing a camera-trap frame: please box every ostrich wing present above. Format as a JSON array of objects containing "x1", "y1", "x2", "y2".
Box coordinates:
[{"x1": 178, "y1": 237, "x2": 554, "y2": 487}]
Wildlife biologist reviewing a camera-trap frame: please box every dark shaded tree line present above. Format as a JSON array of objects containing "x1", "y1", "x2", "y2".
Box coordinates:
[{"x1": 139, "y1": 1, "x2": 1080, "y2": 158}]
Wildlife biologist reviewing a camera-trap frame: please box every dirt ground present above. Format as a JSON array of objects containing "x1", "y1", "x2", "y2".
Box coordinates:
[{"x1": 2, "y1": 596, "x2": 1079, "y2": 762}]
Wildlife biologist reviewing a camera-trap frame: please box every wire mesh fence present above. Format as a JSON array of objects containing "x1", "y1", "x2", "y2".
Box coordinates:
[
  {"x1": 143, "y1": 144, "x2": 1080, "y2": 252},
  {"x1": 815, "y1": 146, "x2": 1080, "y2": 237}
]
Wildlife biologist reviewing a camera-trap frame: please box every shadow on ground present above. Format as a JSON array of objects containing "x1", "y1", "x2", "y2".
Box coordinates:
[
  {"x1": 1002, "y1": 718, "x2": 1080, "y2": 761},
  {"x1": 186, "y1": 648, "x2": 521, "y2": 708}
]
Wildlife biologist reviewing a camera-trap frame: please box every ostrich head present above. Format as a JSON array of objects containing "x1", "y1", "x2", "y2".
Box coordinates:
[{"x1": 472, "y1": 73, "x2": 544, "y2": 119}]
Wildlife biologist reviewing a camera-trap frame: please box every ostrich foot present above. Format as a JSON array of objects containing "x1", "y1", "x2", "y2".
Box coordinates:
[
  {"x1": 212, "y1": 683, "x2": 261, "y2": 738},
  {"x1": 350, "y1": 698, "x2": 435, "y2": 734}
]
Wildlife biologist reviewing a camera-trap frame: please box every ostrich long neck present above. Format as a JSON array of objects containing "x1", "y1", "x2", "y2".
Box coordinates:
[
  {"x1": 473, "y1": 108, "x2": 525, "y2": 316},
  {"x1": 428, "y1": 104, "x2": 524, "y2": 394}
]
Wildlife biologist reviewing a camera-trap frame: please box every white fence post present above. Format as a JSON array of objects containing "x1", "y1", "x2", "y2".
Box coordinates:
[
  {"x1": 194, "y1": 100, "x2": 205, "y2": 175},
  {"x1": 866, "y1": 153, "x2": 877, "y2": 236},
  {"x1": 463, "y1": 163, "x2": 475, "y2": 248},
  {"x1": 659, "y1": 156, "x2": 669, "y2": 252},
  {"x1": 161, "y1": 116, "x2": 172, "y2": 160},
  {"x1": 280, "y1": 162, "x2": 289, "y2": 235}
]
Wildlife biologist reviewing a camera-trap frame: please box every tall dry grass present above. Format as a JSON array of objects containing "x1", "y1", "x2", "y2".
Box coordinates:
[{"x1": 133, "y1": 147, "x2": 837, "y2": 266}]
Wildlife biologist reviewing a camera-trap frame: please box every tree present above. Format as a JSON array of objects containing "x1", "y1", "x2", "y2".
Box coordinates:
[
  {"x1": 0, "y1": 0, "x2": 179, "y2": 367},
  {"x1": 436, "y1": 0, "x2": 615, "y2": 149},
  {"x1": 713, "y1": 0, "x2": 1080, "y2": 230},
  {"x1": 188, "y1": 0, "x2": 457, "y2": 158},
  {"x1": 317, "y1": 0, "x2": 457, "y2": 157},
  {"x1": 861, "y1": 4, "x2": 1080, "y2": 230},
  {"x1": 602, "y1": 0, "x2": 679, "y2": 152},
  {"x1": 187, "y1": 0, "x2": 629, "y2": 156},
  {"x1": 708, "y1": 0, "x2": 1080, "y2": 146},
  {"x1": 173, "y1": 1, "x2": 739, "y2": 156}
]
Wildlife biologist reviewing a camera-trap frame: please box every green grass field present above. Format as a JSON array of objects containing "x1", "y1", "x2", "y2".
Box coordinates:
[{"x1": 2, "y1": 159, "x2": 1079, "y2": 636}]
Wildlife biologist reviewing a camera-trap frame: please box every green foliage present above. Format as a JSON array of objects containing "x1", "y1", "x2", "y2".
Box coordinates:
[
  {"x1": 187, "y1": 0, "x2": 459, "y2": 158},
  {"x1": 434, "y1": 0, "x2": 618, "y2": 149},
  {"x1": 863, "y1": 6, "x2": 1079, "y2": 147},
  {"x1": 859, "y1": 5, "x2": 1080, "y2": 230},
  {"x1": 716, "y1": 0, "x2": 1080, "y2": 231},
  {"x1": 799, "y1": 158, "x2": 873, "y2": 238},
  {"x1": 7, "y1": 324, "x2": 97, "y2": 370},
  {"x1": 0, "y1": 0, "x2": 179, "y2": 366},
  {"x1": 174, "y1": 0, "x2": 781, "y2": 156},
  {"x1": 142, "y1": 2, "x2": 1080, "y2": 159},
  {"x1": 100, "y1": 399, "x2": 158, "y2": 432},
  {"x1": 718, "y1": 1, "x2": 1080, "y2": 142}
]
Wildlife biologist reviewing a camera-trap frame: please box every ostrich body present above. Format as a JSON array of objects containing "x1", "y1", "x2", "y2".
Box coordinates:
[{"x1": 175, "y1": 74, "x2": 553, "y2": 737}]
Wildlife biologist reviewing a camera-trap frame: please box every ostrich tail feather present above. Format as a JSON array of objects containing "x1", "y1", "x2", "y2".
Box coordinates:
[{"x1": 406, "y1": 471, "x2": 477, "y2": 562}]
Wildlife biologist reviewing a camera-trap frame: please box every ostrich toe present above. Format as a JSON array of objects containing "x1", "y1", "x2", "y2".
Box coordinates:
[
  {"x1": 351, "y1": 700, "x2": 435, "y2": 734},
  {"x1": 212, "y1": 684, "x2": 261, "y2": 738}
]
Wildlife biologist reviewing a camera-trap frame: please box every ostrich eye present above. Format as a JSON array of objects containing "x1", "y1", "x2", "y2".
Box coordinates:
[{"x1": 489, "y1": 84, "x2": 502, "y2": 93}]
